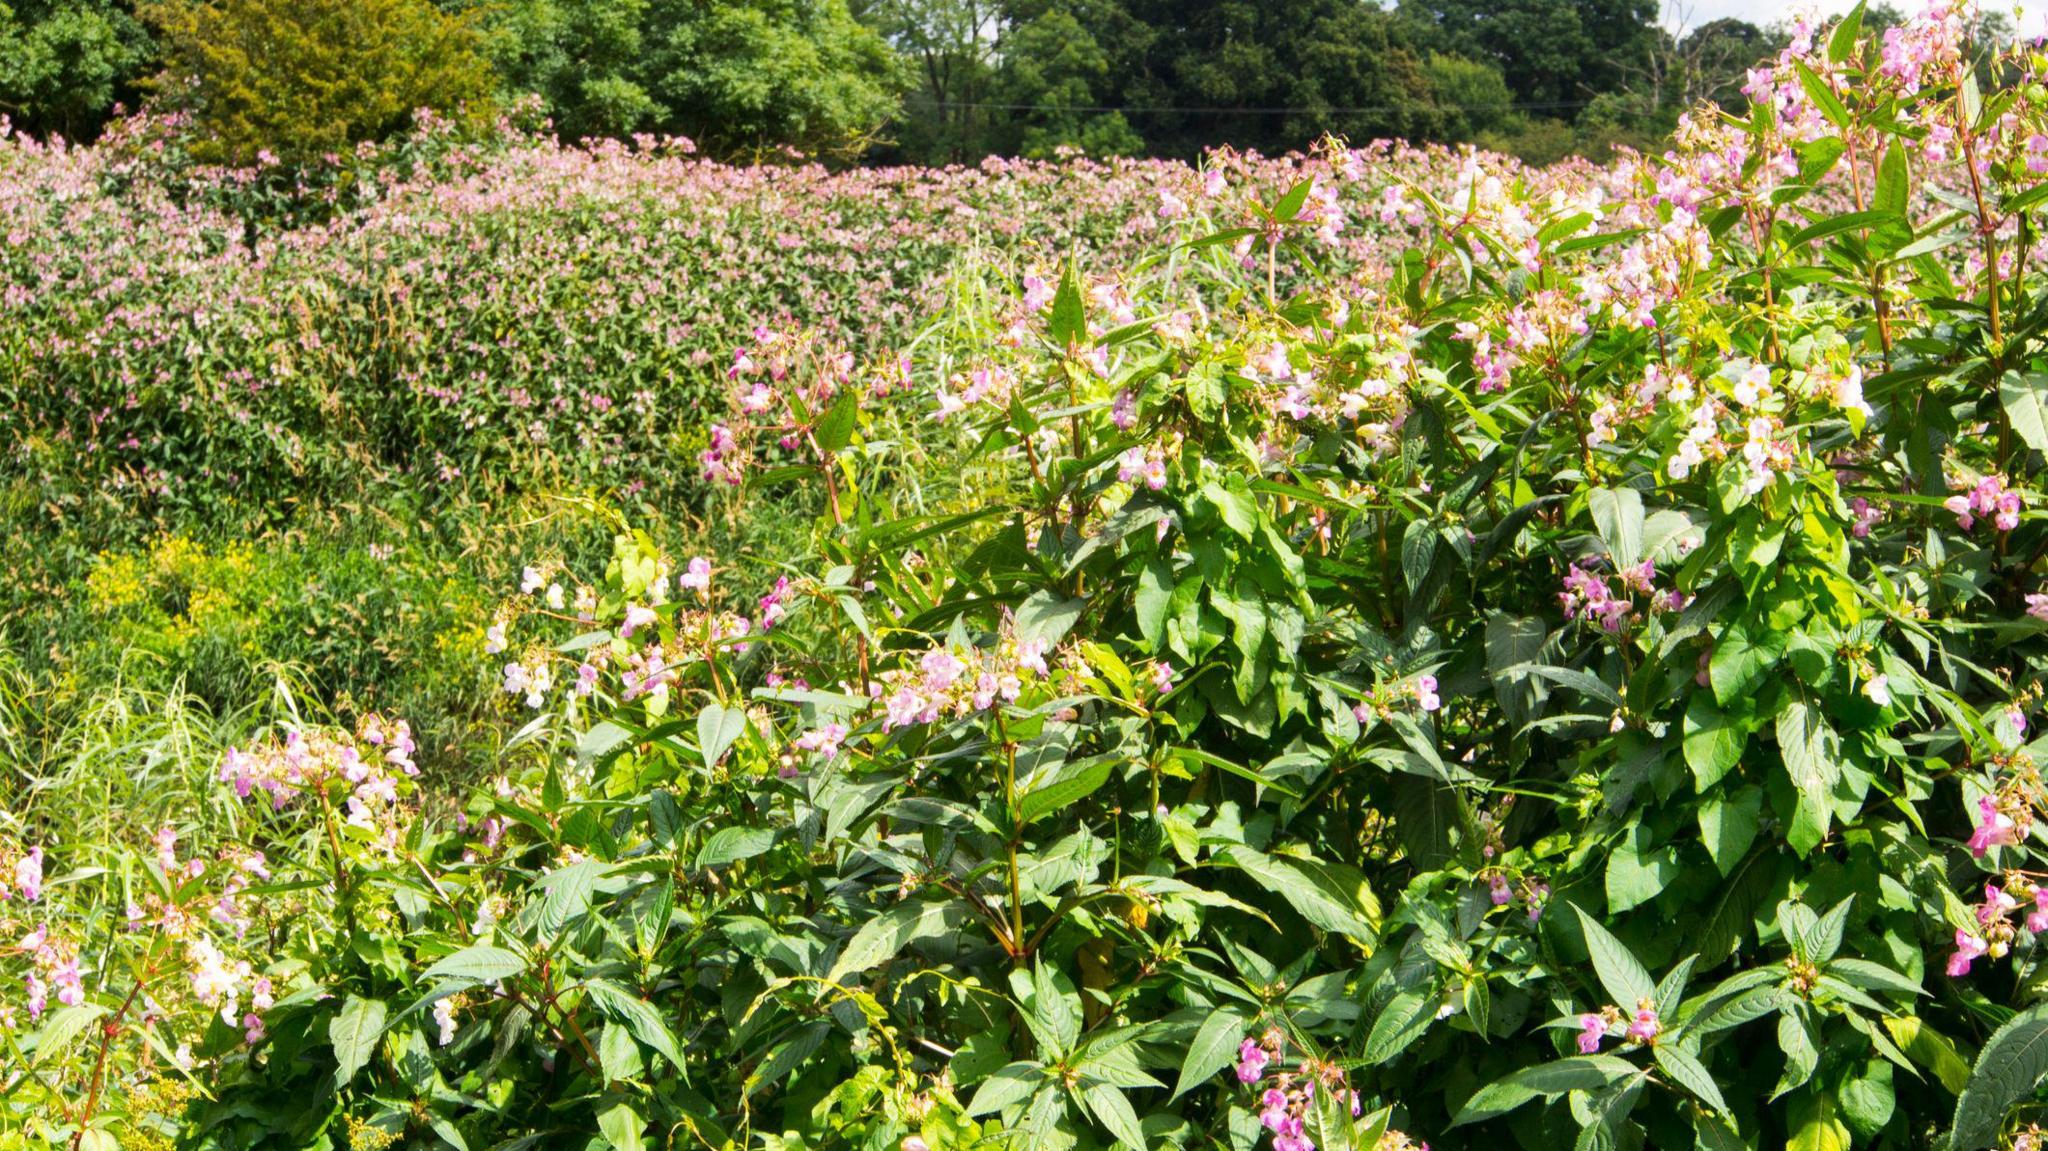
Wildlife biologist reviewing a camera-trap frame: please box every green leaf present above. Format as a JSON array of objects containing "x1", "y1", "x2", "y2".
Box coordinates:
[
  {"x1": 1839, "y1": 1060, "x2": 1896, "y2": 1141},
  {"x1": 1574, "y1": 905, "x2": 1655, "y2": 1008},
  {"x1": 1272, "y1": 177, "x2": 1315, "y2": 223},
  {"x1": 1019, "y1": 759, "x2": 1113, "y2": 825},
  {"x1": 2001, "y1": 371, "x2": 2048, "y2": 455},
  {"x1": 1827, "y1": 1, "x2": 1865, "y2": 63},
  {"x1": 1589, "y1": 487, "x2": 1645, "y2": 567},
  {"x1": 1136, "y1": 559, "x2": 1173, "y2": 647},
  {"x1": 420, "y1": 945, "x2": 525, "y2": 987},
  {"x1": 1050, "y1": 262, "x2": 1086, "y2": 349},
  {"x1": 536, "y1": 858, "x2": 605, "y2": 937},
  {"x1": 826, "y1": 898, "x2": 963, "y2": 984},
  {"x1": 1887, "y1": 1015, "x2": 1971, "y2": 1094},
  {"x1": 1699, "y1": 787, "x2": 1762, "y2": 877},
  {"x1": 1684, "y1": 693, "x2": 1745, "y2": 790},
  {"x1": 1777, "y1": 700, "x2": 1839, "y2": 855},
  {"x1": 1218, "y1": 846, "x2": 1377, "y2": 947},
  {"x1": 1016, "y1": 589, "x2": 1087, "y2": 645},
  {"x1": 1710, "y1": 623, "x2": 1784, "y2": 707},
  {"x1": 1081, "y1": 1083, "x2": 1147, "y2": 1150},
  {"x1": 813, "y1": 388, "x2": 858, "y2": 453},
  {"x1": 1606, "y1": 823, "x2": 1680, "y2": 913},
  {"x1": 1876, "y1": 136, "x2": 1910, "y2": 216},
  {"x1": 598, "y1": 1102, "x2": 646, "y2": 1151},
  {"x1": 1362, "y1": 985, "x2": 1436, "y2": 1065},
  {"x1": 1789, "y1": 1091, "x2": 1852, "y2": 1151},
  {"x1": 696, "y1": 826, "x2": 777, "y2": 868},
  {"x1": 1795, "y1": 61, "x2": 1850, "y2": 129},
  {"x1": 329, "y1": 995, "x2": 388, "y2": 1086},
  {"x1": 1451, "y1": 1056, "x2": 1641, "y2": 1126},
  {"x1": 1402, "y1": 519, "x2": 1437, "y2": 595},
  {"x1": 697, "y1": 703, "x2": 746, "y2": 768},
  {"x1": 1174, "y1": 1008, "x2": 1249, "y2": 1098},
  {"x1": 1949, "y1": 1001, "x2": 2048, "y2": 1149},
  {"x1": 968, "y1": 1062, "x2": 1043, "y2": 1115},
  {"x1": 585, "y1": 979, "x2": 686, "y2": 1070},
  {"x1": 1656, "y1": 1045, "x2": 1731, "y2": 1116}
]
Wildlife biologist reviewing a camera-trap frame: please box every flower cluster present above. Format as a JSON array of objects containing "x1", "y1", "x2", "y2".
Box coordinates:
[
  {"x1": 1576, "y1": 998, "x2": 1661, "y2": 1053},
  {"x1": 1558, "y1": 559, "x2": 1689, "y2": 633},
  {"x1": 876, "y1": 629, "x2": 1065, "y2": 732},
  {"x1": 1235, "y1": 1029, "x2": 1427, "y2": 1151},
  {"x1": 1946, "y1": 473, "x2": 2025, "y2": 533},
  {"x1": 218, "y1": 715, "x2": 419, "y2": 845}
]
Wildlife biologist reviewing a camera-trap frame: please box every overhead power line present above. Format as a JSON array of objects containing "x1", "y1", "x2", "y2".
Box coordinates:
[{"x1": 916, "y1": 98, "x2": 1600, "y2": 115}]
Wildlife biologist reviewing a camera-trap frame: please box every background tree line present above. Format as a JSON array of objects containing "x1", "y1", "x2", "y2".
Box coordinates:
[{"x1": 0, "y1": 0, "x2": 2017, "y2": 167}]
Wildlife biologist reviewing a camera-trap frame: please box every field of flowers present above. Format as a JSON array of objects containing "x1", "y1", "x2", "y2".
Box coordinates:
[{"x1": 16, "y1": 4, "x2": 2048, "y2": 1150}]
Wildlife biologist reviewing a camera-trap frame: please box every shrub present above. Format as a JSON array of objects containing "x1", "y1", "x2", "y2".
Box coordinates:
[
  {"x1": 139, "y1": 0, "x2": 496, "y2": 166},
  {"x1": 25, "y1": 5, "x2": 2048, "y2": 1150}
]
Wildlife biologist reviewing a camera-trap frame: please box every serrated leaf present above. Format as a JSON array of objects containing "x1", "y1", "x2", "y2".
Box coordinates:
[
  {"x1": 813, "y1": 388, "x2": 859, "y2": 453},
  {"x1": 696, "y1": 703, "x2": 745, "y2": 769},
  {"x1": 2001, "y1": 371, "x2": 2048, "y2": 455},
  {"x1": 1019, "y1": 758, "x2": 1113, "y2": 826},
  {"x1": 1684, "y1": 694, "x2": 1745, "y2": 791},
  {"x1": 1656, "y1": 1045, "x2": 1730, "y2": 1116},
  {"x1": 585, "y1": 979, "x2": 686, "y2": 1070},
  {"x1": 1950, "y1": 1001, "x2": 2048, "y2": 1149},
  {"x1": 329, "y1": 995, "x2": 388, "y2": 1086},
  {"x1": 826, "y1": 899, "x2": 963, "y2": 984},
  {"x1": 1451, "y1": 1055, "x2": 1641, "y2": 1126},
  {"x1": 1174, "y1": 1008, "x2": 1249, "y2": 1099},
  {"x1": 967, "y1": 1061, "x2": 1043, "y2": 1115},
  {"x1": 420, "y1": 945, "x2": 525, "y2": 987},
  {"x1": 1574, "y1": 906, "x2": 1655, "y2": 1009},
  {"x1": 696, "y1": 826, "x2": 777, "y2": 868}
]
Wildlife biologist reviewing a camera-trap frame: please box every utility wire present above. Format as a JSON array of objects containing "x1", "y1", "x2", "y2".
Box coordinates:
[{"x1": 914, "y1": 98, "x2": 1600, "y2": 114}]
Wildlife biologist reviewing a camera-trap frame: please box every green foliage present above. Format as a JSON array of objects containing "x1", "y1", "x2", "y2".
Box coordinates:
[
  {"x1": 1422, "y1": 51, "x2": 1513, "y2": 142},
  {"x1": 0, "y1": 0, "x2": 152, "y2": 139},
  {"x1": 141, "y1": 0, "x2": 496, "y2": 164},
  {"x1": 26, "y1": 9, "x2": 2048, "y2": 1151}
]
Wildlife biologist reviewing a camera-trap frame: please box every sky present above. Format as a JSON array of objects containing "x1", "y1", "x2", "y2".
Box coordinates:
[{"x1": 1661, "y1": 0, "x2": 2047, "y2": 37}]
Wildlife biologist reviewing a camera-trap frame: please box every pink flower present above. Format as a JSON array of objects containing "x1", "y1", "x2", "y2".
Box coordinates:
[
  {"x1": 1979, "y1": 883, "x2": 2020, "y2": 926},
  {"x1": 1949, "y1": 929, "x2": 1989, "y2": 977},
  {"x1": 1626, "y1": 1002, "x2": 1660, "y2": 1044},
  {"x1": 13, "y1": 847, "x2": 42, "y2": 902},
  {"x1": 1151, "y1": 662, "x2": 1174, "y2": 696},
  {"x1": 2029, "y1": 890, "x2": 2048, "y2": 935},
  {"x1": 679, "y1": 557, "x2": 712, "y2": 594},
  {"x1": 1235, "y1": 1037, "x2": 1269, "y2": 1083},
  {"x1": 1969, "y1": 796, "x2": 2019, "y2": 857},
  {"x1": 620, "y1": 603, "x2": 659, "y2": 638},
  {"x1": 1488, "y1": 875, "x2": 1512, "y2": 905},
  {"x1": 1576, "y1": 1013, "x2": 1607, "y2": 1054},
  {"x1": 1414, "y1": 674, "x2": 1441, "y2": 712}
]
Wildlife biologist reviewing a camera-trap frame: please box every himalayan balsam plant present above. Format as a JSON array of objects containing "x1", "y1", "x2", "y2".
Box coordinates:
[{"x1": 26, "y1": 3, "x2": 2048, "y2": 1150}]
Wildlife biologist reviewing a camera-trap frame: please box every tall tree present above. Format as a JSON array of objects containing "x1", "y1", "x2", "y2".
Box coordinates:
[
  {"x1": 1396, "y1": 0, "x2": 1660, "y2": 114},
  {"x1": 1004, "y1": 0, "x2": 1443, "y2": 159},
  {"x1": 142, "y1": 0, "x2": 496, "y2": 165},
  {"x1": 0, "y1": 0, "x2": 153, "y2": 140},
  {"x1": 853, "y1": 0, "x2": 1003, "y2": 160}
]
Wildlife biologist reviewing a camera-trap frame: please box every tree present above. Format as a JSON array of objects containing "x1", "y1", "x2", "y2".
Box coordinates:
[
  {"x1": 1011, "y1": 0, "x2": 1443, "y2": 159},
  {"x1": 1423, "y1": 51, "x2": 1512, "y2": 141},
  {"x1": 1396, "y1": 0, "x2": 1660, "y2": 115},
  {"x1": 991, "y1": 1, "x2": 1143, "y2": 157},
  {"x1": 0, "y1": 1, "x2": 154, "y2": 141},
  {"x1": 853, "y1": 0, "x2": 1004, "y2": 160},
  {"x1": 143, "y1": 0, "x2": 496, "y2": 165},
  {"x1": 641, "y1": 0, "x2": 910, "y2": 159},
  {"x1": 453, "y1": 0, "x2": 660, "y2": 139}
]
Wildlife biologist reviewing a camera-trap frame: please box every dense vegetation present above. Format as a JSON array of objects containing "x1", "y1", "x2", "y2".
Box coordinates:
[
  {"x1": 0, "y1": 0, "x2": 1876, "y2": 165},
  {"x1": 21, "y1": 4, "x2": 2048, "y2": 1151}
]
